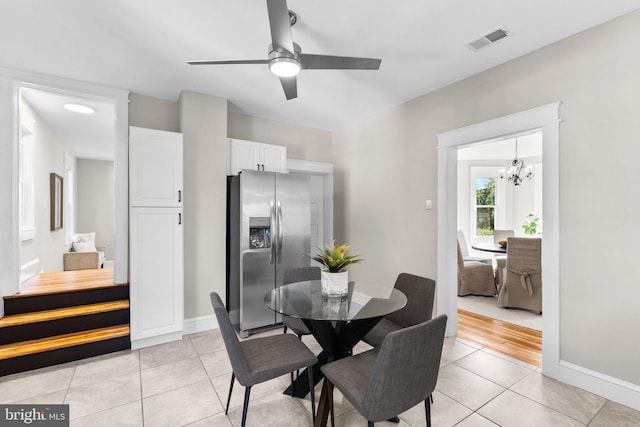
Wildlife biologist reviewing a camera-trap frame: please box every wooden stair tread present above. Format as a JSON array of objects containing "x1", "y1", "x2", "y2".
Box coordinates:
[
  {"x1": 0, "y1": 300, "x2": 129, "y2": 328},
  {"x1": 0, "y1": 325, "x2": 130, "y2": 360},
  {"x1": 6, "y1": 268, "x2": 126, "y2": 299}
]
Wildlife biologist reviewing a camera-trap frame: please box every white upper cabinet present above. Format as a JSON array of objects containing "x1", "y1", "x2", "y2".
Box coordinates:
[
  {"x1": 130, "y1": 127, "x2": 183, "y2": 207},
  {"x1": 228, "y1": 138, "x2": 286, "y2": 175}
]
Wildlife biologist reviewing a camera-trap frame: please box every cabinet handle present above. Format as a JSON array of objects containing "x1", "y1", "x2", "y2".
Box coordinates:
[
  {"x1": 257, "y1": 163, "x2": 260, "y2": 170},
  {"x1": 178, "y1": 190, "x2": 181, "y2": 203},
  {"x1": 178, "y1": 213, "x2": 182, "y2": 225},
  {"x1": 261, "y1": 164, "x2": 265, "y2": 171}
]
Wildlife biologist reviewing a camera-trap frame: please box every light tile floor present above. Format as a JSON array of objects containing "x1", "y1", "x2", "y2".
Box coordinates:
[{"x1": 1, "y1": 328, "x2": 639, "y2": 426}]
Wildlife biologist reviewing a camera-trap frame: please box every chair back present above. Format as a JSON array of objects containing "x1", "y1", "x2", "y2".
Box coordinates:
[
  {"x1": 283, "y1": 266, "x2": 321, "y2": 285},
  {"x1": 493, "y1": 229, "x2": 515, "y2": 243},
  {"x1": 209, "y1": 292, "x2": 252, "y2": 385},
  {"x1": 386, "y1": 273, "x2": 435, "y2": 327},
  {"x1": 362, "y1": 315, "x2": 448, "y2": 422},
  {"x1": 456, "y1": 240, "x2": 465, "y2": 269},
  {"x1": 505, "y1": 237, "x2": 541, "y2": 290},
  {"x1": 457, "y1": 230, "x2": 469, "y2": 257},
  {"x1": 497, "y1": 237, "x2": 542, "y2": 312}
]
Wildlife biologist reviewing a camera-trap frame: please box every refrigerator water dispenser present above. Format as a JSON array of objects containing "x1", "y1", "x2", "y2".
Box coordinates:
[{"x1": 249, "y1": 217, "x2": 271, "y2": 249}]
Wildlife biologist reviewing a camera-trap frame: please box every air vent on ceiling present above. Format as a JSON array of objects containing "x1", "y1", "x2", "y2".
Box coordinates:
[{"x1": 466, "y1": 28, "x2": 508, "y2": 51}]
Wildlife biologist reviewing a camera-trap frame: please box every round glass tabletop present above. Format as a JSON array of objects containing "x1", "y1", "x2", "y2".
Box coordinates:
[{"x1": 265, "y1": 280, "x2": 407, "y2": 322}]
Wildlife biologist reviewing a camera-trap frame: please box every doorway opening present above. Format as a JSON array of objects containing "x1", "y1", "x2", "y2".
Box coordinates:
[
  {"x1": 457, "y1": 131, "x2": 543, "y2": 333},
  {"x1": 0, "y1": 68, "x2": 129, "y2": 308},
  {"x1": 436, "y1": 103, "x2": 560, "y2": 374},
  {"x1": 18, "y1": 86, "x2": 117, "y2": 284}
]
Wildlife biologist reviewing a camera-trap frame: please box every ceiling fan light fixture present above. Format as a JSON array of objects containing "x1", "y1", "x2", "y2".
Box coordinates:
[{"x1": 269, "y1": 57, "x2": 300, "y2": 77}]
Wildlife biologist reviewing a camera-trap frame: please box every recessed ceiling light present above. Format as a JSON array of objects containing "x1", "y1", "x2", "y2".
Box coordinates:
[{"x1": 64, "y1": 103, "x2": 95, "y2": 114}]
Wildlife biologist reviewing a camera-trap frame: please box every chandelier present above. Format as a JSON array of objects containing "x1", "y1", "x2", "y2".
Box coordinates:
[{"x1": 499, "y1": 139, "x2": 533, "y2": 186}]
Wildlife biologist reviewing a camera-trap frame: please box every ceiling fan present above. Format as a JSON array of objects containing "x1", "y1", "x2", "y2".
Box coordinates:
[{"x1": 187, "y1": 0, "x2": 381, "y2": 100}]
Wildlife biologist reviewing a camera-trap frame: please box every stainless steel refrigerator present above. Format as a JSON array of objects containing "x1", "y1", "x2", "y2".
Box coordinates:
[{"x1": 226, "y1": 170, "x2": 311, "y2": 336}]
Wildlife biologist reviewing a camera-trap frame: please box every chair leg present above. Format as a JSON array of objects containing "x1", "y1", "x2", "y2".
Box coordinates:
[
  {"x1": 241, "y1": 386, "x2": 252, "y2": 427},
  {"x1": 308, "y1": 365, "x2": 315, "y2": 422},
  {"x1": 225, "y1": 372, "x2": 235, "y2": 414},
  {"x1": 425, "y1": 396, "x2": 432, "y2": 427},
  {"x1": 368, "y1": 422, "x2": 374, "y2": 427},
  {"x1": 329, "y1": 382, "x2": 335, "y2": 427},
  {"x1": 283, "y1": 325, "x2": 288, "y2": 334}
]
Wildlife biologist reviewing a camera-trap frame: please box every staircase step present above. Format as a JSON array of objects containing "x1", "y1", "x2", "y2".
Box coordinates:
[
  {"x1": 0, "y1": 300, "x2": 129, "y2": 328},
  {"x1": 13, "y1": 268, "x2": 118, "y2": 298},
  {"x1": 3, "y1": 285, "x2": 129, "y2": 315},
  {"x1": 0, "y1": 301, "x2": 130, "y2": 345},
  {"x1": 0, "y1": 325, "x2": 130, "y2": 361}
]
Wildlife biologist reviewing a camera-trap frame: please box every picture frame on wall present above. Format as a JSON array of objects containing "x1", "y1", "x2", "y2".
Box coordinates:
[{"x1": 50, "y1": 172, "x2": 63, "y2": 231}]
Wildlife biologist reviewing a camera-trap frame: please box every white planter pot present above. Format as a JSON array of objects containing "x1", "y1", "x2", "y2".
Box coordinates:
[{"x1": 321, "y1": 270, "x2": 349, "y2": 298}]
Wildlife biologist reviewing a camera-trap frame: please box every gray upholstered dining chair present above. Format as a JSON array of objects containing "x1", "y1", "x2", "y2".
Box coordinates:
[
  {"x1": 362, "y1": 272, "x2": 435, "y2": 348},
  {"x1": 457, "y1": 229, "x2": 492, "y2": 265},
  {"x1": 497, "y1": 237, "x2": 542, "y2": 313},
  {"x1": 493, "y1": 229, "x2": 515, "y2": 244},
  {"x1": 210, "y1": 292, "x2": 318, "y2": 427},
  {"x1": 321, "y1": 315, "x2": 448, "y2": 427},
  {"x1": 457, "y1": 241, "x2": 497, "y2": 296},
  {"x1": 281, "y1": 266, "x2": 321, "y2": 338}
]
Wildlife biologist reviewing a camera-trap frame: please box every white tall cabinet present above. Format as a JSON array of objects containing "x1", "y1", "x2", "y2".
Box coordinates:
[{"x1": 129, "y1": 126, "x2": 184, "y2": 349}]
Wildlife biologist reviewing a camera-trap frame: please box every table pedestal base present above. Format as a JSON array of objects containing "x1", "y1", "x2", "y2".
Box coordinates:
[{"x1": 282, "y1": 317, "x2": 382, "y2": 426}]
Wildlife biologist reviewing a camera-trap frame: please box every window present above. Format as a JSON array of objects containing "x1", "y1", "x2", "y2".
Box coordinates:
[
  {"x1": 475, "y1": 177, "x2": 495, "y2": 236},
  {"x1": 469, "y1": 166, "x2": 505, "y2": 239},
  {"x1": 19, "y1": 117, "x2": 35, "y2": 241}
]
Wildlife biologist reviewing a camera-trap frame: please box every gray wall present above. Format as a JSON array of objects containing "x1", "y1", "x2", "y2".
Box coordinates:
[
  {"x1": 129, "y1": 93, "x2": 179, "y2": 132},
  {"x1": 76, "y1": 159, "x2": 115, "y2": 260},
  {"x1": 19, "y1": 100, "x2": 73, "y2": 272},
  {"x1": 333, "y1": 10, "x2": 640, "y2": 386},
  {"x1": 228, "y1": 112, "x2": 332, "y2": 162},
  {"x1": 178, "y1": 90, "x2": 228, "y2": 320}
]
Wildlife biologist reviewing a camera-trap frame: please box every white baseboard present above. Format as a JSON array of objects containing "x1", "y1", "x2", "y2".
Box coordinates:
[
  {"x1": 131, "y1": 331, "x2": 183, "y2": 350},
  {"x1": 20, "y1": 258, "x2": 41, "y2": 283},
  {"x1": 183, "y1": 314, "x2": 219, "y2": 335},
  {"x1": 130, "y1": 316, "x2": 219, "y2": 350},
  {"x1": 555, "y1": 360, "x2": 640, "y2": 411}
]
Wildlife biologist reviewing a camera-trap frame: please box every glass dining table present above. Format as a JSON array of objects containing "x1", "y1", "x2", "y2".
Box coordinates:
[{"x1": 265, "y1": 280, "x2": 407, "y2": 427}]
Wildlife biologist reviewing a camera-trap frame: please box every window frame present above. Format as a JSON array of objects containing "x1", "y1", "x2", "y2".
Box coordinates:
[{"x1": 469, "y1": 166, "x2": 505, "y2": 240}]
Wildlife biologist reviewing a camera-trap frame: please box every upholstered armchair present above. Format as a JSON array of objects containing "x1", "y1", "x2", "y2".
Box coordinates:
[{"x1": 63, "y1": 245, "x2": 105, "y2": 271}]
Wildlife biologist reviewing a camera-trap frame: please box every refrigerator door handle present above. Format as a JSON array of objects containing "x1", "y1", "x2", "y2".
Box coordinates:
[
  {"x1": 270, "y1": 201, "x2": 276, "y2": 264},
  {"x1": 277, "y1": 202, "x2": 283, "y2": 264}
]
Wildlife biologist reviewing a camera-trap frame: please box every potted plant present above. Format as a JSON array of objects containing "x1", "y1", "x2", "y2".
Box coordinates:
[
  {"x1": 309, "y1": 242, "x2": 363, "y2": 298},
  {"x1": 522, "y1": 212, "x2": 542, "y2": 235}
]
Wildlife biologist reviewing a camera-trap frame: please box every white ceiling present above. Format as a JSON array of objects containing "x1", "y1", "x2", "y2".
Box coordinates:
[
  {"x1": 3, "y1": 0, "x2": 639, "y2": 145},
  {"x1": 21, "y1": 88, "x2": 115, "y2": 161}
]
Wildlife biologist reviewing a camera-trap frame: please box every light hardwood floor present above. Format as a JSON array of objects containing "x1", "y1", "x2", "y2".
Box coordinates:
[
  {"x1": 9, "y1": 268, "x2": 117, "y2": 297},
  {"x1": 457, "y1": 308, "x2": 542, "y2": 367}
]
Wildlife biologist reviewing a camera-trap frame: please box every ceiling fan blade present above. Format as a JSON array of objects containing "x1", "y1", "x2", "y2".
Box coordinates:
[
  {"x1": 187, "y1": 59, "x2": 269, "y2": 65},
  {"x1": 279, "y1": 76, "x2": 297, "y2": 100},
  {"x1": 300, "y1": 54, "x2": 381, "y2": 70},
  {"x1": 266, "y1": 0, "x2": 294, "y2": 53}
]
